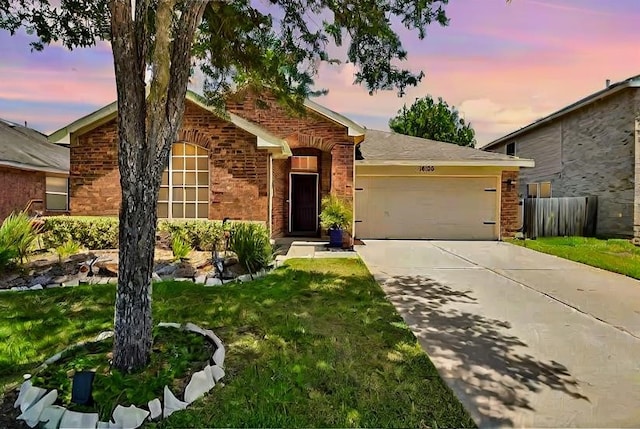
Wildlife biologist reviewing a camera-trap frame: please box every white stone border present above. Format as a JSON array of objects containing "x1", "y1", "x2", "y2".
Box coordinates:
[{"x1": 14, "y1": 323, "x2": 225, "y2": 429}]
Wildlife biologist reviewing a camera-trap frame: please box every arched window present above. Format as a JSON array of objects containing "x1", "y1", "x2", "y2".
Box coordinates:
[{"x1": 158, "y1": 142, "x2": 209, "y2": 219}]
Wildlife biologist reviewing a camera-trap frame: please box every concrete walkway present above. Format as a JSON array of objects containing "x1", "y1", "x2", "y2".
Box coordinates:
[
  {"x1": 274, "y1": 238, "x2": 358, "y2": 262},
  {"x1": 356, "y1": 240, "x2": 640, "y2": 428}
]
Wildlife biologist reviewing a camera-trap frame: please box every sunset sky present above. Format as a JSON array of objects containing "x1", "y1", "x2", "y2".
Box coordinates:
[{"x1": 0, "y1": 0, "x2": 639, "y2": 146}]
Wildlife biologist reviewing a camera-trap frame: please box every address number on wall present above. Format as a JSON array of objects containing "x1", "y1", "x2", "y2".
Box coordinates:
[{"x1": 418, "y1": 165, "x2": 435, "y2": 173}]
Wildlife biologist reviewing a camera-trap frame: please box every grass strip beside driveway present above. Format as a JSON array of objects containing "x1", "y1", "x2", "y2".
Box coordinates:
[
  {"x1": 510, "y1": 236, "x2": 640, "y2": 280},
  {"x1": 0, "y1": 258, "x2": 474, "y2": 428}
]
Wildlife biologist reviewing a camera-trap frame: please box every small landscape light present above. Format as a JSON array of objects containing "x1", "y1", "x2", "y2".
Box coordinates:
[{"x1": 71, "y1": 371, "x2": 95, "y2": 406}]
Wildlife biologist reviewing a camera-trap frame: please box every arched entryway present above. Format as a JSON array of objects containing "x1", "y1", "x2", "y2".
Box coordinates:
[{"x1": 289, "y1": 148, "x2": 323, "y2": 235}]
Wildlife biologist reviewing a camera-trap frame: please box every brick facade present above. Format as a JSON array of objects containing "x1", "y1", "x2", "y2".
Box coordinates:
[
  {"x1": 0, "y1": 166, "x2": 46, "y2": 220},
  {"x1": 500, "y1": 170, "x2": 520, "y2": 239},
  {"x1": 71, "y1": 102, "x2": 270, "y2": 223},
  {"x1": 227, "y1": 91, "x2": 355, "y2": 236}
]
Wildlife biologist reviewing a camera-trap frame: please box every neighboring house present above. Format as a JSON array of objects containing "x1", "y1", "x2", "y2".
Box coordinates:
[
  {"x1": 482, "y1": 74, "x2": 640, "y2": 238},
  {"x1": 50, "y1": 90, "x2": 533, "y2": 240},
  {"x1": 0, "y1": 118, "x2": 70, "y2": 221},
  {"x1": 355, "y1": 130, "x2": 533, "y2": 240}
]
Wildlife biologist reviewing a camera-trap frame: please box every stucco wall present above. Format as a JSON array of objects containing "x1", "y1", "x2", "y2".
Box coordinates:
[{"x1": 486, "y1": 88, "x2": 638, "y2": 237}]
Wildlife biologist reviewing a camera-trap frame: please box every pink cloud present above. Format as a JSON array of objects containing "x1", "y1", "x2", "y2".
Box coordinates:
[{"x1": 0, "y1": 67, "x2": 116, "y2": 105}]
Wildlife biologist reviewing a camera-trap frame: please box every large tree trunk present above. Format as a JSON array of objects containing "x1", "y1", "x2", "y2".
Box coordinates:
[{"x1": 108, "y1": 0, "x2": 207, "y2": 372}]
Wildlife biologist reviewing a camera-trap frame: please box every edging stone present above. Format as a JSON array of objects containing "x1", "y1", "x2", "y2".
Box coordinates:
[{"x1": 14, "y1": 322, "x2": 225, "y2": 429}]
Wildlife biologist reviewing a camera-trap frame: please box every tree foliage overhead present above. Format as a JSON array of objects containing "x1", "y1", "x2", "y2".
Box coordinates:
[
  {"x1": 389, "y1": 95, "x2": 476, "y2": 147},
  {"x1": 0, "y1": 0, "x2": 453, "y2": 372},
  {"x1": 1, "y1": 0, "x2": 451, "y2": 105}
]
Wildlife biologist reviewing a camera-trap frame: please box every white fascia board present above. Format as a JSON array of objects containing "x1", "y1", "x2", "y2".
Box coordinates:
[
  {"x1": 48, "y1": 101, "x2": 118, "y2": 144},
  {"x1": 356, "y1": 159, "x2": 535, "y2": 168},
  {"x1": 304, "y1": 99, "x2": 365, "y2": 136}
]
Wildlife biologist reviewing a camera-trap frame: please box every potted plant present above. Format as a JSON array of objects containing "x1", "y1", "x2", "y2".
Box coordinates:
[{"x1": 319, "y1": 195, "x2": 353, "y2": 248}]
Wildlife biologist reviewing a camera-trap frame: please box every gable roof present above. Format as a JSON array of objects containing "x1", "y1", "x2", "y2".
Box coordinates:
[
  {"x1": 48, "y1": 91, "x2": 292, "y2": 158},
  {"x1": 0, "y1": 119, "x2": 69, "y2": 174},
  {"x1": 358, "y1": 129, "x2": 534, "y2": 167},
  {"x1": 303, "y1": 98, "x2": 365, "y2": 137},
  {"x1": 482, "y1": 74, "x2": 640, "y2": 150}
]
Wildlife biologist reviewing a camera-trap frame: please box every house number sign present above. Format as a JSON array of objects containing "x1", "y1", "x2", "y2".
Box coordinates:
[{"x1": 418, "y1": 165, "x2": 435, "y2": 173}]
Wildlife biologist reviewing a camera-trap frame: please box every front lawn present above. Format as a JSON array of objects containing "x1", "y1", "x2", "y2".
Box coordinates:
[
  {"x1": 511, "y1": 236, "x2": 640, "y2": 279},
  {"x1": 0, "y1": 258, "x2": 474, "y2": 428}
]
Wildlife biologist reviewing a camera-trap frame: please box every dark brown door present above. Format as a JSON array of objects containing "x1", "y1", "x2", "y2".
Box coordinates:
[{"x1": 291, "y1": 174, "x2": 318, "y2": 233}]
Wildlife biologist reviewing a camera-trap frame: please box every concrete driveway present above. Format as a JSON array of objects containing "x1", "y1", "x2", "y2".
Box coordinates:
[{"x1": 356, "y1": 240, "x2": 640, "y2": 428}]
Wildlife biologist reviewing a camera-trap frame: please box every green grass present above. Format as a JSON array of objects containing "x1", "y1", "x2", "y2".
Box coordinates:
[
  {"x1": 511, "y1": 236, "x2": 640, "y2": 279},
  {"x1": 0, "y1": 258, "x2": 475, "y2": 428},
  {"x1": 32, "y1": 328, "x2": 213, "y2": 420}
]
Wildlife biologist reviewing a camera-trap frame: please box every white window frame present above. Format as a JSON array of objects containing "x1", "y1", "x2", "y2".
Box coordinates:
[
  {"x1": 158, "y1": 142, "x2": 209, "y2": 219},
  {"x1": 45, "y1": 176, "x2": 69, "y2": 211}
]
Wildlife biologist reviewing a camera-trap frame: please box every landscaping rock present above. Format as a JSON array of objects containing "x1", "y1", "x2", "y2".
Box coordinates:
[
  {"x1": 29, "y1": 284, "x2": 43, "y2": 291},
  {"x1": 52, "y1": 276, "x2": 68, "y2": 284},
  {"x1": 236, "y1": 274, "x2": 252, "y2": 283},
  {"x1": 174, "y1": 262, "x2": 196, "y2": 278},
  {"x1": 155, "y1": 263, "x2": 177, "y2": 276},
  {"x1": 152, "y1": 272, "x2": 162, "y2": 283},
  {"x1": 184, "y1": 323, "x2": 207, "y2": 336},
  {"x1": 95, "y1": 331, "x2": 114, "y2": 341},
  {"x1": 39, "y1": 405, "x2": 66, "y2": 429},
  {"x1": 17, "y1": 389, "x2": 57, "y2": 428},
  {"x1": 11, "y1": 286, "x2": 29, "y2": 291},
  {"x1": 174, "y1": 278, "x2": 193, "y2": 283},
  {"x1": 205, "y1": 278, "x2": 222, "y2": 286},
  {"x1": 45, "y1": 283, "x2": 61, "y2": 289},
  {"x1": 107, "y1": 278, "x2": 118, "y2": 284},
  {"x1": 30, "y1": 275, "x2": 52, "y2": 287},
  {"x1": 62, "y1": 279, "x2": 79, "y2": 287},
  {"x1": 96, "y1": 261, "x2": 118, "y2": 277},
  {"x1": 210, "y1": 365, "x2": 225, "y2": 383},
  {"x1": 45, "y1": 352, "x2": 62, "y2": 365},
  {"x1": 148, "y1": 398, "x2": 162, "y2": 420},
  {"x1": 223, "y1": 256, "x2": 239, "y2": 267},
  {"x1": 58, "y1": 410, "x2": 99, "y2": 429},
  {"x1": 184, "y1": 366, "x2": 215, "y2": 404},
  {"x1": 222, "y1": 263, "x2": 245, "y2": 279},
  {"x1": 15, "y1": 381, "x2": 46, "y2": 412},
  {"x1": 162, "y1": 386, "x2": 188, "y2": 418},
  {"x1": 213, "y1": 346, "x2": 225, "y2": 367},
  {"x1": 158, "y1": 322, "x2": 181, "y2": 329},
  {"x1": 112, "y1": 404, "x2": 149, "y2": 428},
  {"x1": 194, "y1": 275, "x2": 207, "y2": 284}
]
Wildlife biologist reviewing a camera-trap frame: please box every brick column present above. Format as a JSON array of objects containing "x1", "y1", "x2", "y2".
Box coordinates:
[
  {"x1": 330, "y1": 143, "x2": 354, "y2": 204},
  {"x1": 500, "y1": 170, "x2": 520, "y2": 239}
]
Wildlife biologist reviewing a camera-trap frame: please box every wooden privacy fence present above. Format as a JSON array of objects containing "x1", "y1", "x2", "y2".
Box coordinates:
[{"x1": 524, "y1": 197, "x2": 597, "y2": 238}]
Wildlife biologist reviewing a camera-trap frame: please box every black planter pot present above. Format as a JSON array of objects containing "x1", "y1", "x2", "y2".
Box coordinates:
[{"x1": 328, "y1": 228, "x2": 343, "y2": 247}]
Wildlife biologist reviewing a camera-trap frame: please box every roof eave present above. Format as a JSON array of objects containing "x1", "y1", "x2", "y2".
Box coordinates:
[
  {"x1": 356, "y1": 159, "x2": 535, "y2": 168},
  {"x1": 0, "y1": 160, "x2": 69, "y2": 174},
  {"x1": 303, "y1": 99, "x2": 366, "y2": 137},
  {"x1": 48, "y1": 101, "x2": 118, "y2": 144},
  {"x1": 483, "y1": 81, "x2": 640, "y2": 150}
]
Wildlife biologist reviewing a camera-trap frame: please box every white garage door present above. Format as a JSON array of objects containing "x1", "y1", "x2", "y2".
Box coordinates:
[{"x1": 355, "y1": 176, "x2": 499, "y2": 240}]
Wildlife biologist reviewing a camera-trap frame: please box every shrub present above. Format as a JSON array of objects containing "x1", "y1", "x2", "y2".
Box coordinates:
[
  {"x1": 0, "y1": 211, "x2": 42, "y2": 265},
  {"x1": 41, "y1": 216, "x2": 119, "y2": 250},
  {"x1": 228, "y1": 222, "x2": 273, "y2": 274},
  {"x1": 319, "y1": 195, "x2": 353, "y2": 231},
  {"x1": 158, "y1": 220, "x2": 224, "y2": 251},
  {"x1": 55, "y1": 240, "x2": 82, "y2": 262},
  {"x1": 171, "y1": 235, "x2": 192, "y2": 261}
]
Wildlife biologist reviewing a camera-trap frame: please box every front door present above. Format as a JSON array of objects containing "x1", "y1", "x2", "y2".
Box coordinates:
[{"x1": 290, "y1": 174, "x2": 318, "y2": 234}]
